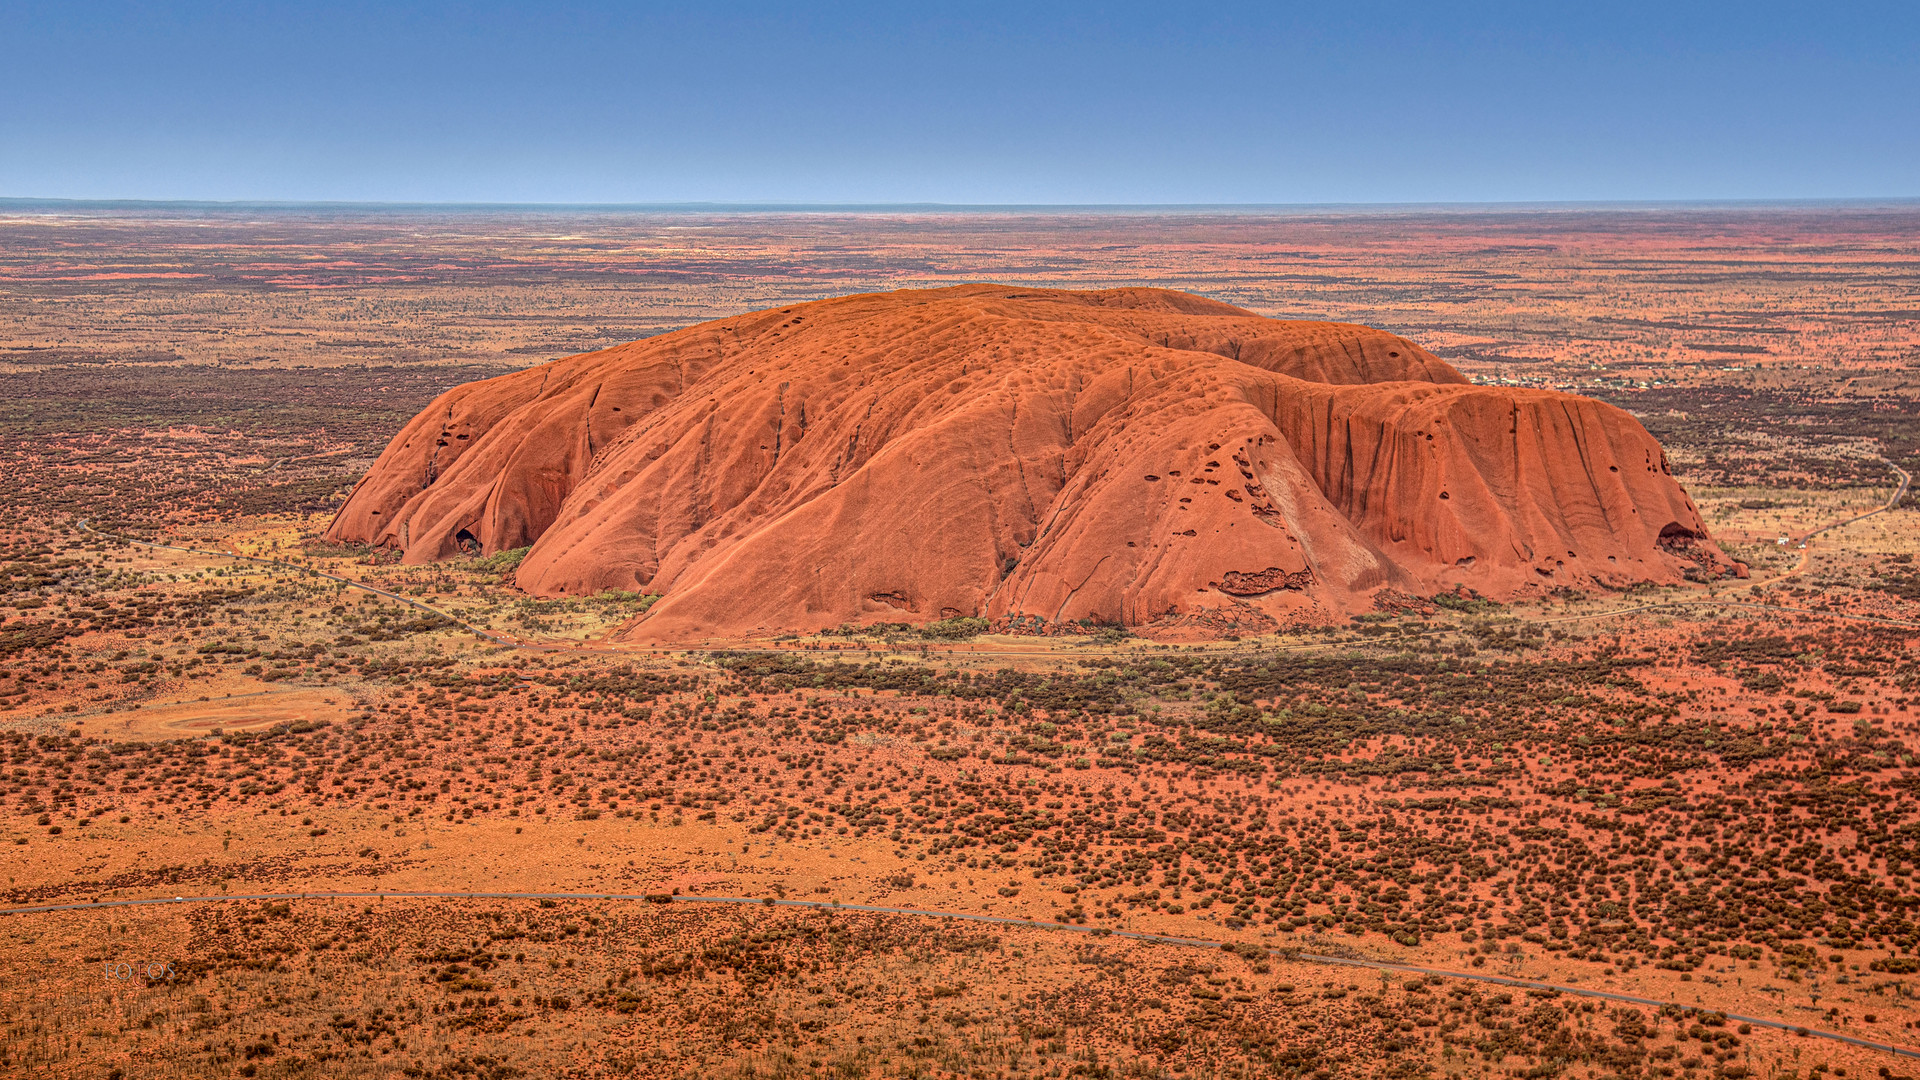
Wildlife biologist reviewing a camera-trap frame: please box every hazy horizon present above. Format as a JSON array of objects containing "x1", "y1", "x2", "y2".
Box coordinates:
[
  {"x1": 7, "y1": 196, "x2": 1920, "y2": 214},
  {"x1": 5, "y1": 1, "x2": 1916, "y2": 205}
]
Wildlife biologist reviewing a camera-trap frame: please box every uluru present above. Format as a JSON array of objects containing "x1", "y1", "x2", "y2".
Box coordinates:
[{"x1": 327, "y1": 285, "x2": 1739, "y2": 640}]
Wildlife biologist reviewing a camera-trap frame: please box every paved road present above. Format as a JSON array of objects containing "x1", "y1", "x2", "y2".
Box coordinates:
[{"x1": 1, "y1": 888, "x2": 1912, "y2": 1060}]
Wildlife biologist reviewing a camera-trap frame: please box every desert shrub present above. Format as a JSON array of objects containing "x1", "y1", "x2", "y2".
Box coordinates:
[
  {"x1": 474, "y1": 546, "x2": 531, "y2": 574},
  {"x1": 919, "y1": 617, "x2": 989, "y2": 640}
]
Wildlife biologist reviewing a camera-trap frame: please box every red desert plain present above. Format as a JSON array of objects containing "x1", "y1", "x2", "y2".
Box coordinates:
[{"x1": 0, "y1": 204, "x2": 1916, "y2": 1080}]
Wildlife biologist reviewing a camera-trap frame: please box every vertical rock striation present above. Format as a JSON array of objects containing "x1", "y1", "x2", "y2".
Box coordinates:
[{"x1": 328, "y1": 285, "x2": 1738, "y2": 640}]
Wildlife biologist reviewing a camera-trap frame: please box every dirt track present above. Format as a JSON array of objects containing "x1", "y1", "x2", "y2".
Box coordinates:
[{"x1": 4, "y1": 887, "x2": 1913, "y2": 1062}]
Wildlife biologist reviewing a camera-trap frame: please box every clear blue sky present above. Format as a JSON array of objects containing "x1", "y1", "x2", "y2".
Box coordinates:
[{"x1": 3, "y1": 1, "x2": 1915, "y2": 204}]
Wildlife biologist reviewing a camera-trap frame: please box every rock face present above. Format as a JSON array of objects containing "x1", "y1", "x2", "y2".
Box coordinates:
[{"x1": 328, "y1": 285, "x2": 1737, "y2": 640}]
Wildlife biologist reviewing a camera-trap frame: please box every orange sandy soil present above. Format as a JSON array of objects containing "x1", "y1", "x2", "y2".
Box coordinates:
[
  {"x1": 2, "y1": 205, "x2": 1917, "y2": 389},
  {"x1": 0, "y1": 204, "x2": 1916, "y2": 1078},
  {"x1": 4, "y1": 899, "x2": 1910, "y2": 1080},
  {"x1": 2, "y1": 490, "x2": 1919, "y2": 1078}
]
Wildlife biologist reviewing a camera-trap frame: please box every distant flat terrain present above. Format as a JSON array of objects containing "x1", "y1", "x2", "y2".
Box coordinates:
[{"x1": 1, "y1": 202, "x2": 1917, "y2": 1079}]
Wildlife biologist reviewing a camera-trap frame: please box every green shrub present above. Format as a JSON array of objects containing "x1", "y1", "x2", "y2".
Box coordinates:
[
  {"x1": 474, "y1": 546, "x2": 531, "y2": 574},
  {"x1": 919, "y1": 616, "x2": 988, "y2": 640}
]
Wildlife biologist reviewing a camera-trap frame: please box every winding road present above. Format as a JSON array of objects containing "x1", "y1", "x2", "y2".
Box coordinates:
[
  {"x1": 1802, "y1": 459, "x2": 1911, "y2": 546},
  {"x1": 1, "y1": 887, "x2": 1911, "y2": 1060}
]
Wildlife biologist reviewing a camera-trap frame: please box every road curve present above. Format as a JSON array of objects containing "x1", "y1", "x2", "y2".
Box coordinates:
[
  {"x1": 1, "y1": 888, "x2": 1912, "y2": 1060},
  {"x1": 1801, "y1": 459, "x2": 1911, "y2": 544}
]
